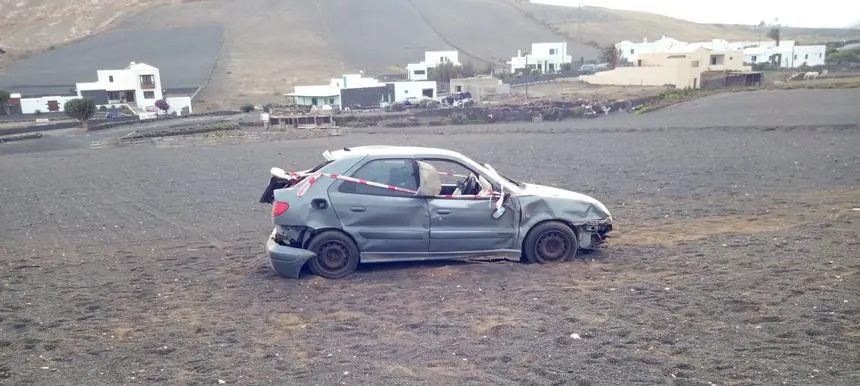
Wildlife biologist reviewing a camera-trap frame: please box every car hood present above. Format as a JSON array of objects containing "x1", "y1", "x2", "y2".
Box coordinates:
[{"x1": 519, "y1": 183, "x2": 612, "y2": 219}]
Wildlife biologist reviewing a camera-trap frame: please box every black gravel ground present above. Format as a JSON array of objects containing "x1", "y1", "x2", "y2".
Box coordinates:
[{"x1": 1, "y1": 91, "x2": 859, "y2": 385}]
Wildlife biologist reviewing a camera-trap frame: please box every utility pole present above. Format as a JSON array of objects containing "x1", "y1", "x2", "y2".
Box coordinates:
[{"x1": 524, "y1": 53, "x2": 529, "y2": 99}]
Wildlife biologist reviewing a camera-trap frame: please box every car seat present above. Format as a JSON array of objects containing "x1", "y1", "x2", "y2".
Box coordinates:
[{"x1": 416, "y1": 161, "x2": 442, "y2": 196}]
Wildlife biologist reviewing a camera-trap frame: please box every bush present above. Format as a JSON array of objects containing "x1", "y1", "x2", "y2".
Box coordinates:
[
  {"x1": 155, "y1": 99, "x2": 170, "y2": 113},
  {"x1": 240, "y1": 103, "x2": 255, "y2": 113},
  {"x1": 450, "y1": 112, "x2": 469, "y2": 125},
  {"x1": 98, "y1": 105, "x2": 107, "y2": 111},
  {"x1": 63, "y1": 98, "x2": 97, "y2": 130}
]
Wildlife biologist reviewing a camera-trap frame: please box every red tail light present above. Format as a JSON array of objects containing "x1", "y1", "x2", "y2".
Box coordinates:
[{"x1": 272, "y1": 201, "x2": 290, "y2": 217}]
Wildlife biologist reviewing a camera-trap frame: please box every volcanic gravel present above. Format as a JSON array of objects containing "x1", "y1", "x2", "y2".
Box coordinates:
[{"x1": 1, "y1": 112, "x2": 859, "y2": 383}]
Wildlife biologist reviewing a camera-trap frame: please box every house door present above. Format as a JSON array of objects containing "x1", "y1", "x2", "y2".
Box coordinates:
[
  {"x1": 47, "y1": 100, "x2": 59, "y2": 111},
  {"x1": 125, "y1": 91, "x2": 136, "y2": 103},
  {"x1": 693, "y1": 78, "x2": 698, "y2": 88}
]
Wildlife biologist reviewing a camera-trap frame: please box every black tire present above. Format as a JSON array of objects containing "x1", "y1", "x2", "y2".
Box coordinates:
[
  {"x1": 306, "y1": 230, "x2": 360, "y2": 279},
  {"x1": 522, "y1": 221, "x2": 579, "y2": 264}
]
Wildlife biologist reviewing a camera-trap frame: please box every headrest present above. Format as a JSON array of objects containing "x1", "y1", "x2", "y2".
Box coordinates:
[{"x1": 416, "y1": 161, "x2": 442, "y2": 196}]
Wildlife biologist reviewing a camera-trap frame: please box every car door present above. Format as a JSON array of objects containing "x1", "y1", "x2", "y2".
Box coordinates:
[
  {"x1": 426, "y1": 197, "x2": 519, "y2": 253},
  {"x1": 326, "y1": 157, "x2": 430, "y2": 260},
  {"x1": 417, "y1": 158, "x2": 519, "y2": 253}
]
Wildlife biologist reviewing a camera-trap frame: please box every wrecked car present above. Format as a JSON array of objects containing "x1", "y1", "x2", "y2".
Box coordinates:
[{"x1": 259, "y1": 145, "x2": 613, "y2": 279}]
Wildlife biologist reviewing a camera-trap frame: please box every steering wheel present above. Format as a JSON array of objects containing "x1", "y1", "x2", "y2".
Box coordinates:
[{"x1": 457, "y1": 173, "x2": 479, "y2": 195}]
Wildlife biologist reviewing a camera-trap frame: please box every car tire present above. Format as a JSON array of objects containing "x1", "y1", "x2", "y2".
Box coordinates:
[
  {"x1": 522, "y1": 221, "x2": 579, "y2": 264},
  {"x1": 306, "y1": 230, "x2": 360, "y2": 279}
]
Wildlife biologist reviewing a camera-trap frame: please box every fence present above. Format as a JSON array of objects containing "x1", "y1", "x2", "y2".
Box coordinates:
[{"x1": 507, "y1": 69, "x2": 581, "y2": 86}]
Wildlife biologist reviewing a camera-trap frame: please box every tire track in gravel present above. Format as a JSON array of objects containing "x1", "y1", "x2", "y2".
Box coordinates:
[{"x1": 110, "y1": 192, "x2": 230, "y2": 249}]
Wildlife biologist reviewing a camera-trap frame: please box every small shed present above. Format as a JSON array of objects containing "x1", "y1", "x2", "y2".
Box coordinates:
[{"x1": 268, "y1": 108, "x2": 336, "y2": 129}]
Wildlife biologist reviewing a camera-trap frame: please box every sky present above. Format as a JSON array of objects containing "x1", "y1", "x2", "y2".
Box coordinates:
[{"x1": 530, "y1": 0, "x2": 860, "y2": 29}]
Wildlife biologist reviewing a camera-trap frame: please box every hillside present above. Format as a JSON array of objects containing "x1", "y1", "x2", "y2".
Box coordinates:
[
  {"x1": 0, "y1": 0, "x2": 177, "y2": 60},
  {"x1": 502, "y1": 1, "x2": 860, "y2": 46},
  {"x1": 2, "y1": 0, "x2": 859, "y2": 111}
]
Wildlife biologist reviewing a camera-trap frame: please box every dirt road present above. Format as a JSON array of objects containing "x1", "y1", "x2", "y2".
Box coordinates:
[{"x1": 1, "y1": 91, "x2": 859, "y2": 384}]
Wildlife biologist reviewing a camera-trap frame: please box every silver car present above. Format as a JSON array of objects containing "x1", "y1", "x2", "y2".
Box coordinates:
[{"x1": 259, "y1": 145, "x2": 613, "y2": 279}]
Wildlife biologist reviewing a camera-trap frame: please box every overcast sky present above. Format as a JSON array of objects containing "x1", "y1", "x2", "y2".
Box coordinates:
[{"x1": 530, "y1": 0, "x2": 859, "y2": 29}]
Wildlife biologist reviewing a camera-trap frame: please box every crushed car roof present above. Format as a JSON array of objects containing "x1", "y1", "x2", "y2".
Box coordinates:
[{"x1": 323, "y1": 145, "x2": 467, "y2": 160}]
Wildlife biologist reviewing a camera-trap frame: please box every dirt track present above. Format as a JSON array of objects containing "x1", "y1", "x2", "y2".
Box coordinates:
[{"x1": 1, "y1": 91, "x2": 859, "y2": 384}]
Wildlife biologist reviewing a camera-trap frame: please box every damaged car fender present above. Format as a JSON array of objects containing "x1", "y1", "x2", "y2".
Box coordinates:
[{"x1": 515, "y1": 183, "x2": 613, "y2": 249}]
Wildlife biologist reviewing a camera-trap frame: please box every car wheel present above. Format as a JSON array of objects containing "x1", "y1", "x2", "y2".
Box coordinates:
[
  {"x1": 523, "y1": 221, "x2": 578, "y2": 264},
  {"x1": 306, "y1": 230, "x2": 360, "y2": 279}
]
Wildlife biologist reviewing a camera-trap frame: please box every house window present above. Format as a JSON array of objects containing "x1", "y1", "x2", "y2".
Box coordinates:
[
  {"x1": 709, "y1": 55, "x2": 724, "y2": 65},
  {"x1": 140, "y1": 74, "x2": 155, "y2": 89},
  {"x1": 630, "y1": 49, "x2": 634, "y2": 54},
  {"x1": 804, "y1": 54, "x2": 808, "y2": 59},
  {"x1": 549, "y1": 48, "x2": 556, "y2": 55},
  {"x1": 328, "y1": 98, "x2": 335, "y2": 104},
  {"x1": 311, "y1": 97, "x2": 318, "y2": 105},
  {"x1": 752, "y1": 55, "x2": 757, "y2": 62},
  {"x1": 143, "y1": 91, "x2": 155, "y2": 99},
  {"x1": 109, "y1": 75, "x2": 114, "y2": 82},
  {"x1": 414, "y1": 69, "x2": 426, "y2": 75},
  {"x1": 690, "y1": 60, "x2": 700, "y2": 67}
]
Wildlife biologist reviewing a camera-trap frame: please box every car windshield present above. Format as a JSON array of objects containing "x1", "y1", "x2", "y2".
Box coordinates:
[{"x1": 483, "y1": 163, "x2": 525, "y2": 189}]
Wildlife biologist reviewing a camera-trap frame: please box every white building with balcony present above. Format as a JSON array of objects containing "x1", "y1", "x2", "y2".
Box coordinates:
[
  {"x1": 407, "y1": 50, "x2": 461, "y2": 81},
  {"x1": 508, "y1": 42, "x2": 573, "y2": 73},
  {"x1": 75, "y1": 61, "x2": 164, "y2": 112}
]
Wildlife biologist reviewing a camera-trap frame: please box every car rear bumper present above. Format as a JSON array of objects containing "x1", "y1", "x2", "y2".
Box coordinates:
[{"x1": 266, "y1": 229, "x2": 316, "y2": 278}]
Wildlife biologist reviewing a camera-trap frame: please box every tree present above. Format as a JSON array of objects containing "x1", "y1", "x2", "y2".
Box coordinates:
[
  {"x1": 600, "y1": 44, "x2": 622, "y2": 69},
  {"x1": 767, "y1": 27, "x2": 781, "y2": 47},
  {"x1": 155, "y1": 99, "x2": 170, "y2": 114},
  {"x1": 64, "y1": 98, "x2": 97, "y2": 130},
  {"x1": 0, "y1": 90, "x2": 10, "y2": 115}
]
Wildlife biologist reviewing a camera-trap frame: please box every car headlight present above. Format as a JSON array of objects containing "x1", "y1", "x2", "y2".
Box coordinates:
[{"x1": 592, "y1": 201, "x2": 612, "y2": 220}]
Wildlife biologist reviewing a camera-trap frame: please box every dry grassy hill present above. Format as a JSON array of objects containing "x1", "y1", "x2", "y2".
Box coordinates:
[{"x1": 502, "y1": 0, "x2": 860, "y2": 46}]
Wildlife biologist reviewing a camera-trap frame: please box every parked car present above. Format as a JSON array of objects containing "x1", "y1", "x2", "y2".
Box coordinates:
[{"x1": 259, "y1": 146, "x2": 613, "y2": 279}]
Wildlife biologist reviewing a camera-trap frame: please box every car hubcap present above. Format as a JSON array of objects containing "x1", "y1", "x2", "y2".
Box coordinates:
[
  {"x1": 318, "y1": 242, "x2": 349, "y2": 271},
  {"x1": 536, "y1": 231, "x2": 568, "y2": 261}
]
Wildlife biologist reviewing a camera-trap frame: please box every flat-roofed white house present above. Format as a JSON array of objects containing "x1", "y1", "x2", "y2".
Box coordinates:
[
  {"x1": 407, "y1": 50, "x2": 461, "y2": 81},
  {"x1": 617, "y1": 36, "x2": 826, "y2": 68},
  {"x1": 508, "y1": 42, "x2": 573, "y2": 73},
  {"x1": 286, "y1": 74, "x2": 383, "y2": 108},
  {"x1": 286, "y1": 73, "x2": 437, "y2": 109}
]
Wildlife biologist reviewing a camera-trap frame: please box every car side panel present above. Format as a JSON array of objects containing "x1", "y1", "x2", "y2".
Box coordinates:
[
  {"x1": 271, "y1": 157, "x2": 361, "y2": 230},
  {"x1": 327, "y1": 181, "x2": 430, "y2": 256},
  {"x1": 426, "y1": 197, "x2": 519, "y2": 252}
]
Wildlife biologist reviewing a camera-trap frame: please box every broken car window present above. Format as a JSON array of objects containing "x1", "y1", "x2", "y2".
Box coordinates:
[{"x1": 338, "y1": 158, "x2": 418, "y2": 197}]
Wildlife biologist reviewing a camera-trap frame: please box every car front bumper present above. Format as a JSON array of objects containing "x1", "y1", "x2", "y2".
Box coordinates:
[{"x1": 266, "y1": 229, "x2": 316, "y2": 278}]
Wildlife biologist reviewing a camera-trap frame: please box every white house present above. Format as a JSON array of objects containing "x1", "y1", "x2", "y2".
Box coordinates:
[
  {"x1": 392, "y1": 80, "x2": 436, "y2": 102},
  {"x1": 508, "y1": 42, "x2": 573, "y2": 73},
  {"x1": 75, "y1": 61, "x2": 165, "y2": 112},
  {"x1": 286, "y1": 73, "x2": 385, "y2": 108},
  {"x1": 10, "y1": 62, "x2": 192, "y2": 116},
  {"x1": 616, "y1": 36, "x2": 688, "y2": 63},
  {"x1": 617, "y1": 36, "x2": 826, "y2": 68},
  {"x1": 407, "y1": 50, "x2": 461, "y2": 81}
]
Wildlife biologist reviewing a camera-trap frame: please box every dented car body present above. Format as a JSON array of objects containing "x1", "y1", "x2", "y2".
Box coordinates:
[{"x1": 259, "y1": 145, "x2": 613, "y2": 279}]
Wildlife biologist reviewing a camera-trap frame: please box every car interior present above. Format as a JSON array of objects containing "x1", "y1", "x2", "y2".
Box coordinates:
[{"x1": 415, "y1": 160, "x2": 493, "y2": 197}]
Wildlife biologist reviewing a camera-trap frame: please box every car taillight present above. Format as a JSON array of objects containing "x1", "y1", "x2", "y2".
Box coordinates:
[{"x1": 272, "y1": 201, "x2": 290, "y2": 217}]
